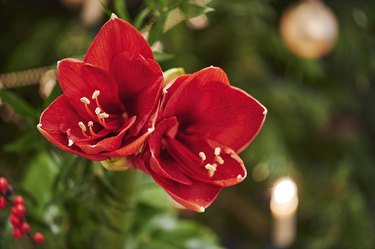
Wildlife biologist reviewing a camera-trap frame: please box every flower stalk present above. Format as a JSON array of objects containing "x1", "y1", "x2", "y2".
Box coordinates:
[{"x1": 95, "y1": 169, "x2": 139, "y2": 249}]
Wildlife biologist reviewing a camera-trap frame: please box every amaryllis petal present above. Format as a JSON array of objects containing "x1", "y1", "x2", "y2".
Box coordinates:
[
  {"x1": 84, "y1": 16, "x2": 154, "y2": 72},
  {"x1": 38, "y1": 95, "x2": 106, "y2": 161},
  {"x1": 105, "y1": 127, "x2": 154, "y2": 157},
  {"x1": 146, "y1": 169, "x2": 223, "y2": 212},
  {"x1": 148, "y1": 117, "x2": 192, "y2": 185},
  {"x1": 163, "y1": 67, "x2": 267, "y2": 152},
  {"x1": 111, "y1": 52, "x2": 163, "y2": 134},
  {"x1": 57, "y1": 59, "x2": 124, "y2": 122}
]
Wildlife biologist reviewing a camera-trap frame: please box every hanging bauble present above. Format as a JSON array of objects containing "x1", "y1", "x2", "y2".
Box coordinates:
[{"x1": 279, "y1": 0, "x2": 339, "y2": 59}]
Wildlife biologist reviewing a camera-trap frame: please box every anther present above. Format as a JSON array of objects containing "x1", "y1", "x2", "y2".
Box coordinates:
[
  {"x1": 88, "y1": 121, "x2": 93, "y2": 127},
  {"x1": 199, "y1": 152, "x2": 206, "y2": 161},
  {"x1": 68, "y1": 139, "x2": 73, "y2": 147},
  {"x1": 95, "y1": 107, "x2": 101, "y2": 115},
  {"x1": 216, "y1": 155, "x2": 224, "y2": 165},
  {"x1": 92, "y1": 90, "x2": 100, "y2": 99},
  {"x1": 205, "y1": 163, "x2": 217, "y2": 177},
  {"x1": 214, "y1": 147, "x2": 221, "y2": 156},
  {"x1": 99, "y1": 112, "x2": 109, "y2": 119},
  {"x1": 80, "y1": 97, "x2": 90, "y2": 105},
  {"x1": 78, "y1": 122, "x2": 87, "y2": 132}
]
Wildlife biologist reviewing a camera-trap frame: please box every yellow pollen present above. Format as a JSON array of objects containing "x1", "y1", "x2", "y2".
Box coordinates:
[
  {"x1": 95, "y1": 107, "x2": 101, "y2": 115},
  {"x1": 80, "y1": 97, "x2": 90, "y2": 105},
  {"x1": 214, "y1": 147, "x2": 221, "y2": 156},
  {"x1": 216, "y1": 155, "x2": 224, "y2": 165},
  {"x1": 198, "y1": 152, "x2": 206, "y2": 161},
  {"x1": 88, "y1": 121, "x2": 94, "y2": 127},
  {"x1": 78, "y1": 122, "x2": 87, "y2": 132},
  {"x1": 205, "y1": 163, "x2": 217, "y2": 177},
  {"x1": 99, "y1": 112, "x2": 109, "y2": 119},
  {"x1": 92, "y1": 90, "x2": 100, "y2": 99}
]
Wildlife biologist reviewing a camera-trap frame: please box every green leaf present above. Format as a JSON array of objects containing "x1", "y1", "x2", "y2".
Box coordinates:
[
  {"x1": 0, "y1": 90, "x2": 36, "y2": 119},
  {"x1": 136, "y1": 213, "x2": 224, "y2": 249},
  {"x1": 114, "y1": 0, "x2": 130, "y2": 21},
  {"x1": 148, "y1": 12, "x2": 168, "y2": 45},
  {"x1": 137, "y1": 182, "x2": 173, "y2": 210},
  {"x1": 180, "y1": 2, "x2": 214, "y2": 19},
  {"x1": 22, "y1": 152, "x2": 59, "y2": 216},
  {"x1": 153, "y1": 51, "x2": 174, "y2": 62},
  {"x1": 134, "y1": 8, "x2": 152, "y2": 30},
  {"x1": 4, "y1": 131, "x2": 41, "y2": 153}
]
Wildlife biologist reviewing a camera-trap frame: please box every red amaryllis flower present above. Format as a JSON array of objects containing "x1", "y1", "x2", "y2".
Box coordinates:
[
  {"x1": 38, "y1": 16, "x2": 163, "y2": 161},
  {"x1": 137, "y1": 67, "x2": 267, "y2": 212}
]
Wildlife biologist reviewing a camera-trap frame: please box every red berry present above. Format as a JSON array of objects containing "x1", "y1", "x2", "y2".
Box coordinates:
[
  {"x1": 0, "y1": 196, "x2": 7, "y2": 209},
  {"x1": 13, "y1": 196, "x2": 24, "y2": 206},
  {"x1": 12, "y1": 228, "x2": 22, "y2": 239},
  {"x1": 33, "y1": 232, "x2": 44, "y2": 244},
  {"x1": 12, "y1": 204, "x2": 26, "y2": 217},
  {"x1": 21, "y1": 222, "x2": 30, "y2": 234},
  {"x1": 9, "y1": 214, "x2": 22, "y2": 227},
  {"x1": 0, "y1": 177, "x2": 8, "y2": 192}
]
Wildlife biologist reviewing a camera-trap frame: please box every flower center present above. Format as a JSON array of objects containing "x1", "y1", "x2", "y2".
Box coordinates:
[
  {"x1": 79, "y1": 90, "x2": 110, "y2": 129},
  {"x1": 67, "y1": 90, "x2": 116, "y2": 146},
  {"x1": 199, "y1": 146, "x2": 224, "y2": 177}
]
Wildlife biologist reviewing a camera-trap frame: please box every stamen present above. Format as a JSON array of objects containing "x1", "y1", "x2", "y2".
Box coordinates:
[
  {"x1": 199, "y1": 152, "x2": 206, "y2": 161},
  {"x1": 78, "y1": 122, "x2": 87, "y2": 132},
  {"x1": 80, "y1": 97, "x2": 90, "y2": 105},
  {"x1": 92, "y1": 90, "x2": 100, "y2": 99},
  {"x1": 87, "y1": 121, "x2": 97, "y2": 136},
  {"x1": 95, "y1": 107, "x2": 101, "y2": 115},
  {"x1": 99, "y1": 112, "x2": 109, "y2": 119},
  {"x1": 216, "y1": 155, "x2": 224, "y2": 165},
  {"x1": 78, "y1": 122, "x2": 89, "y2": 138},
  {"x1": 205, "y1": 163, "x2": 217, "y2": 177},
  {"x1": 214, "y1": 147, "x2": 221, "y2": 156}
]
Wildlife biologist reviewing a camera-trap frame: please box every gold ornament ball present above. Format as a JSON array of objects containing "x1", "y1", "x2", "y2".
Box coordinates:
[{"x1": 280, "y1": 0, "x2": 339, "y2": 59}]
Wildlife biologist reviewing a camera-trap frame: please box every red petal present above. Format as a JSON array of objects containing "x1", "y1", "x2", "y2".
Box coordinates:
[
  {"x1": 57, "y1": 59, "x2": 124, "y2": 122},
  {"x1": 110, "y1": 52, "x2": 163, "y2": 135},
  {"x1": 84, "y1": 17, "x2": 154, "y2": 72},
  {"x1": 38, "y1": 95, "x2": 107, "y2": 161},
  {"x1": 148, "y1": 117, "x2": 192, "y2": 185},
  {"x1": 147, "y1": 171, "x2": 223, "y2": 212},
  {"x1": 104, "y1": 127, "x2": 154, "y2": 157},
  {"x1": 163, "y1": 67, "x2": 266, "y2": 152}
]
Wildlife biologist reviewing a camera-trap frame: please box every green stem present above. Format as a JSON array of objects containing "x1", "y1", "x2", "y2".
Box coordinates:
[{"x1": 95, "y1": 170, "x2": 139, "y2": 249}]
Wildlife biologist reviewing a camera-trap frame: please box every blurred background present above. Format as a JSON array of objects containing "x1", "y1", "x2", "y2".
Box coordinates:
[{"x1": 1, "y1": 0, "x2": 375, "y2": 248}]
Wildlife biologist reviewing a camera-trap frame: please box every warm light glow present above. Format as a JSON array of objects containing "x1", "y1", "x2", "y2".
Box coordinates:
[
  {"x1": 273, "y1": 178, "x2": 297, "y2": 204},
  {"x1": 270, "y1": 177, "x2": 299, "y2": 248},
  {"x1": 270, "y1": 177, "x2": 298, "y2": 217}
]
